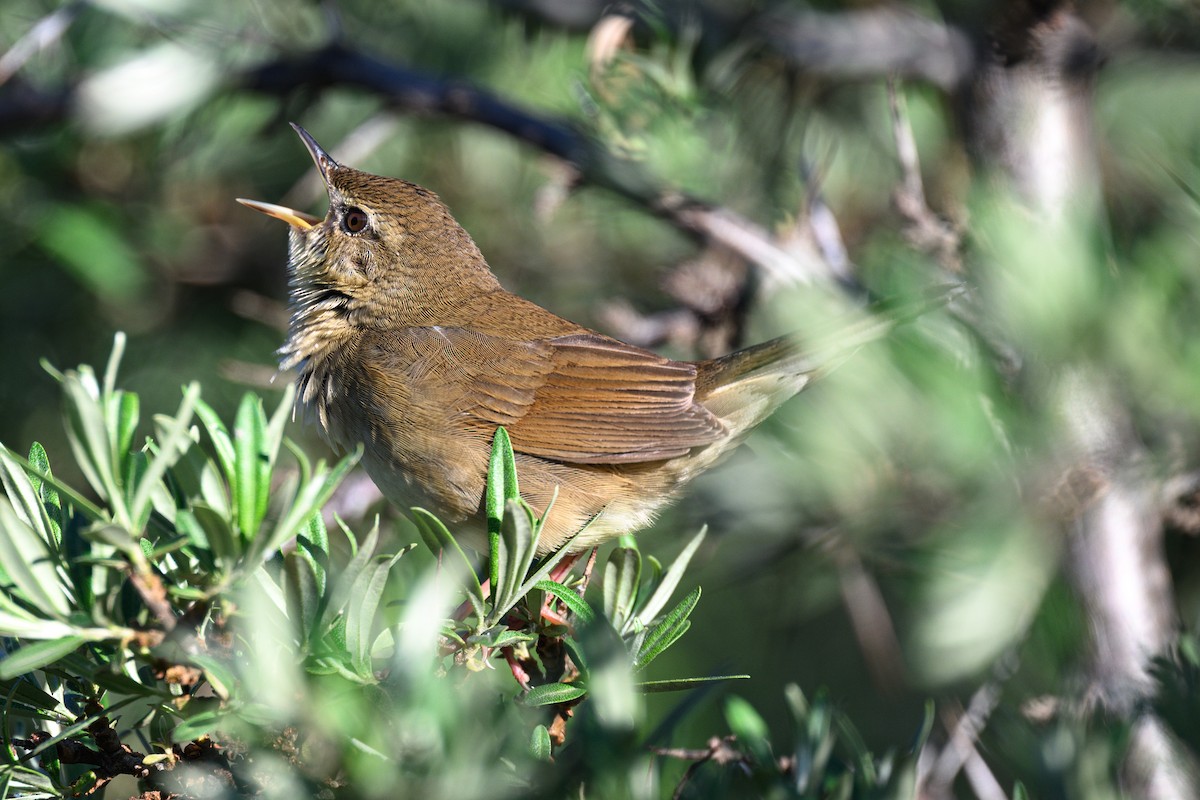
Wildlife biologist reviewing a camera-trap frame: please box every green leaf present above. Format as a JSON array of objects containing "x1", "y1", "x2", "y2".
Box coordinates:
[
  {"x1": 183, "y1": 504, "x2": 240, "y2": 571},
  {"x1": 129, "y1": 384, "x2": 198, "y2": 531},
  {"x1": 27, "y1": 442, "x2": 62, "y2": 545},
  {"x1": 190, "y1": 653, "x2": 236, "y2": 701},
  {"x1": 486, "y1": 427, "x2": 519, "y2": 588},
  {"x1": 62, "y1": 367, "x2": 125, "y2": 523},
  {"x1": 633, "y1": 586, "x2": 700, "y2": 670},
  {"x1": 534, "y1": 579, "x2": 595, "y2": 624},
  {"x1": 0, "y1": 597, "x2": 87, "y2": 640},
  {"x1": 522, "y1": 682, "x2": 587, "y2": 707},
  {"x1": 470, "y1": 627, "x2": 539, "y2": 649},
  {"x1": 0, "y1": 447, "x2": 59, "y2": 552},
  {"x1": 636, "y1": 675, "x2": 750, "y2": 693},
  {"x1": 636, "y1": 526, "x2": 706, "y2": 627},
  {"x1": 500, "y1": 519, "x2": 597, "y2": 623},
  {"x1": 0, "y1": 636, "x2": 86, "y2": 679},
  {"x1": 316, "y1": 520, "x2": 380, "y2": 637},
  {"x1": 530, "y1": 724, "x2": 553, "y2": 761},
  {"x1": 489, "y1": 498, "x2": 538, "y2": 625},
  {"x1": 0, "y1": 497, "x2": 71, "y2": 617},
  {"x1": 791, "y1": 685, "x2": 835, "y2": 791},
  {"x1": 249, "y1": 447, "x2": 361, "y2": 565},
  {"x1": 284, "y1": 551, "x2": 321, "y2": 645},
  {"x1": 347, "y1": 552, "x2": 406, "y2": 675},
  {"x1": 193, "y1": 397, "x2": 235, "y2": 478},
  {"x1": 113, "y1": 391, "x2": 140, "y2": 466},
  {"x1": 102, "y1": 332, "x2": 126, "y2": 403},
  {"x1": 2, "y1": 448, "x2": 105, "y2": 523},
  {"x1": 725, "y1": 694, "x2": 770, "y2": 744},
  {"x1": 410, "y1": 507, "x2": 483, "y2": 618},
  {"x1": 604, "y1": 546, "x2": 641, "y2": 633},
  {"x1": 171, "y1": 709, "x2": 227, "y2": 743},
  {"x1": 295, "y1": 512, "x2": 329, "y2": 597},
  {"x1": 233, "y1": 392, "x2": 270, "y2": 538}
]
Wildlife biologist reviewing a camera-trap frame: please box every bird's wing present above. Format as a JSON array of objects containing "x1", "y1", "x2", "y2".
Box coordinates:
[{"x1": 392, "y1": 327, "x2": 726, "y2": 464}]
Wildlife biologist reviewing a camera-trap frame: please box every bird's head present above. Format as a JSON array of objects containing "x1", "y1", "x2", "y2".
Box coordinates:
[{"x1": 238, "y1": 123, "x2": 498, "y2": 334}]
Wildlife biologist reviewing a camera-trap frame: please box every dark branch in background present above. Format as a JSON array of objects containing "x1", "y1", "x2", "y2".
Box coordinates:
[
  {"x1": 493, "y1": 0, "x2": 975, "y2": 91},
  {"x1": 0, "y1": 78, "x2": 71, "y2": 133},
  {"x1": 240, "y1": 44, "x2": 838, "y2": 293}
]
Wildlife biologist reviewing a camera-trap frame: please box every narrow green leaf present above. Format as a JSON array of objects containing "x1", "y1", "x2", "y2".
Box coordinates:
[
  {"x1": 233, "y1": 393, "x2": 269, "y2": 538},
  {"x1": 636, "y1": 526, "x2": 706, "y2": 627},
  {"x1": 295, "y1": 513, "x2": 329, "y2": 596},
  {"x1": 0, "y1": 601, "x2": 86, "y2": 640},
  {"x1": 502, "y1": 516, "x2": 599, "y2": 621},
  {"x1": 264, "y1": 384, "x2": 295, "y2": 469},
  {"x1": 486, "y1": 427, "x2": 519, "y2": 525},
  {"x1": 193, "y1": 397, "x2": 235, "y2": 479},
  {"x1": 492, "y1": 497, "x2": 537, "y2": 621},
  {"x1": 0, "y1": 447, "x2": 58, "y2": 550},
  {"x1": 129, "y1": 384, "x2": 198, "y2": 531},
  {"x1": 604, "y1": 546, "x2": 641, "y2": 634},
  {"x1": 832, "y1": 701, "x2": 873, "y2": 782},
  {"x1": 636, "y1": 675, "x2": 751, "y2": 693},
  {"x1": 27, "y1": 442, "x2": 62, "y2": 545},
  {"x1": 284, "y1": 551, "x2": 321, "y2": 645},
  {"x1": 113, "y1": 391, "x2": 140, "y2": 465},
  {"x1": 725, "y1": 694, "x2": 770, "y2": 745},
  {"x1": 102, "y1": 331, "x2": 126, "y2": 399},
  {"x1": 486, "y1": 427, "x2": 518, "y2": 589},
  {"x1": 186, "y1": 504, "x2": 240, "y2": 571},
  {"x1": 0, "y1": 498, "x2": 71, "y2": 617},
  {"x1": 62, "y1": 367, "x2": 125, "y2": 521},
  {"x1": 633, "y1": 586, "x2": 700, "y2": 670},
  {"x1": 190, "y1": 653, "x2": 236, "y2": 701},
  {"x1": 171, "y1": 709, "x2": 227, "y2": 743},
  {"x1": 470, "y1": 627, "x2": 539, "y2": 649},
  {"x1": 347, "y1": 554, "x2": 405, "y2": 674},
  {"x1": 82, "y1": 523, "x2": 142, "y2": 556},
  {"x1": 534, "y1": 579, "x2": 595, "y2": 624},
  {"x1": 563, "y1": 636, "x2": 589, "y2": 676},
  {"x1": 0, "y1": 636, "x2": 85, "y2": 679},
  {"x1": 530, "y1": 724, "x2": 552, "y2": 761},
  {"x1": 521, "y1": 682, "x2": 587, "y2": 707},
  {"x1": 250, "y1": 448, "x2": 361, "y2": 565},
  {"x1": 410, "y1": 508, "x2": 484, "y2": 619},
  {"x1": 316, "y1": 519, "x2": 380, "y2": 636}
]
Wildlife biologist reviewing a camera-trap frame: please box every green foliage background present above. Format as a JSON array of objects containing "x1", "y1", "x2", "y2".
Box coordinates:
[{"x1": 3, "y1": 0, "x2": 1200, "y2": 797}]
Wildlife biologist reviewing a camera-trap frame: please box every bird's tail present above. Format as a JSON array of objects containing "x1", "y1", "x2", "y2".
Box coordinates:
[{"x1": 697, "y1": 286, "x2": 957, "y2": 428}]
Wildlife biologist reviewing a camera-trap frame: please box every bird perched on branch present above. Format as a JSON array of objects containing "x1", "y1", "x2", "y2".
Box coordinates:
[{"x1": 240, "y1": 124, "x2": 935, "y2": 555}]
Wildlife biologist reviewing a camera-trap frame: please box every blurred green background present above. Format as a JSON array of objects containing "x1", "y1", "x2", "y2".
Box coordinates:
[{"x1": 4, "y1": 0, "x2": 1200, "y2": 795}]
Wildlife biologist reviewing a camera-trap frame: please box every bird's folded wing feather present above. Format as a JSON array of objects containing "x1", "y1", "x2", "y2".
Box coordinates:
[{"x1": 397, "y1": 327, "x2": 726, "y2": 464}]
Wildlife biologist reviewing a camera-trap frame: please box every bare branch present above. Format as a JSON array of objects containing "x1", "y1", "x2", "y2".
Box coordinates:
[
  {"x1": 493, "y1": 1, "x2": 975, "y2": 89},
  {"x1": 887, "y1": 78, "x2": 963, "y2": 273},
  {"x1": 0, "y1": 2, "x2": 81, "y2": 87}
]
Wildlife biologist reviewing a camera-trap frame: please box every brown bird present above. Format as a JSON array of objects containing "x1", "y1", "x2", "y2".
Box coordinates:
[{"x1": 239, "y1": 125, "x2": 922, "y2": 555}]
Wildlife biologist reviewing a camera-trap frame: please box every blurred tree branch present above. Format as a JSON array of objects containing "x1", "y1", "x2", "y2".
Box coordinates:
[
  {"x1": 955, "y1": 2, "x2": 1193, "y2": 795},
  {"x1": 494, "y1": 0, "x2": 974, "y2": 90}
]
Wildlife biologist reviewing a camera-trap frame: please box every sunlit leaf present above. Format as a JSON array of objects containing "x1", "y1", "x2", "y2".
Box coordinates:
[
  {"x1": 522, "y1": 682, "x2": 587, "y2": 707},
  {"x1": 0, "y1": 636, "x2": 86, "y2": 680},
  {"x1": 633, "y1": 586, "x2": 699, "y2": 670}
]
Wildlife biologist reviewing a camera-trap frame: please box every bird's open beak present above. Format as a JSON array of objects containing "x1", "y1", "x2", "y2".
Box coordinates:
[
  {"x1": 290, "y1": 122, "x2": 339, "y2": 186},
  {"x1": 236, "y1": 123, "x2": 340, "y2": 228},
  {"x1": 236, "y1": 198, "x2": 322, "y2": 229}
]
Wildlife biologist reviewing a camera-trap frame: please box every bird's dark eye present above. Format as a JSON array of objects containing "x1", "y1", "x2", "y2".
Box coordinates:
[{"x1": 342, "y1": 207, "x2": 369, "y2": 234}]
